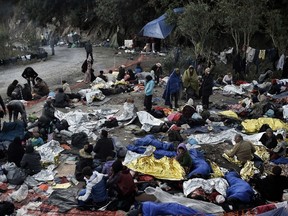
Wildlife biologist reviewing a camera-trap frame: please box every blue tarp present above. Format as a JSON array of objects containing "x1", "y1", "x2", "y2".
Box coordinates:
[
  {"x1": 225, "y1": 171, "x2": 254, "y2": 203},
  {"x1": 139, "y1": 8, "x2": 184, "y2": 39},
  {"x1": 258, "y1": 207, "x2": 288, "y2": 216},
  {"x1": 142, "y1": 201, "x2": 213, "y2": 216},
  {"x1": 0, "y1": 121, "x2": 25, "y2": 142},
  {"x1": 187, "y1": 149, "x2": 212, "y2": 178},
  {"x1": 271, "y1": 157, "x2": 288, "y2": 164}
]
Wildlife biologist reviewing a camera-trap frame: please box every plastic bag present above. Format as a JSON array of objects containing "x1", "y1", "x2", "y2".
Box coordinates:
[
  {"x1": 6, "y1": 167, "x2": 27, "y2": 185},
  {"x1": 10, "y1": 184, "x2": 28, "y2": 202}
]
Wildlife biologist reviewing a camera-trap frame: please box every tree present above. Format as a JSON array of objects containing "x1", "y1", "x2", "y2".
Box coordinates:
[
  {"x1": 265, "y1": 9, "x2": 288, "y2": 52},
  {"x1": 0, "y1": 25, "x2": 9, "y2": 59},
  {"x1": 177, "y1": 1, "x2": 216, "y2": 56}
]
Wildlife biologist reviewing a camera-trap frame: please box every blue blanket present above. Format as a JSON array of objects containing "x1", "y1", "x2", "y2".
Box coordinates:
[
  {"x1": 142, "y1": 201, "x2": 212, "y2": 216},
  {"x1": 187, "y1": 149, "x2": 212, "y2": 178},
  {"x1": 127, "y1": 145, "x2": 176, "y2": 159},
  {"x1": 0, "y1": 121, "x2": 25, "y2": 142},
  {"x1": 225, "y1": 171, "x2": 254, "y2": 203},
  {"x1": 271, "y1": 157, "x2": 288, "y2": 164}
]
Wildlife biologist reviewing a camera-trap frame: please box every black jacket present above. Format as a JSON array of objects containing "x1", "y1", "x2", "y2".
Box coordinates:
[
  {"x1": 93, "y1": 137, "x2": 115, "y2": 161},
  {"x1": 20, "y1": 151, "x2": 42, "y2": 175},
  {"x1": 201, "y1": 74, "x2": 214, "y2": 96}
]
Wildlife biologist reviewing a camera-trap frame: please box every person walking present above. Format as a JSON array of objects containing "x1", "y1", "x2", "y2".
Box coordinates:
[{"x1": 49, "y1": 36, "x2": 55, "y2": 56}]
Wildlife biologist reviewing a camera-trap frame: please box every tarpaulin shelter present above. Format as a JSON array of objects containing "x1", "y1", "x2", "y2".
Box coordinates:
[{"x1": 139, "y1": 8, "x2": 184, "y2": 39}]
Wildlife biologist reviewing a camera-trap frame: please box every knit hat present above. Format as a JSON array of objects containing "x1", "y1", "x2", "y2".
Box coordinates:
[{"x1": 112, "y1": 160, "x2": 123, "y2": 173}]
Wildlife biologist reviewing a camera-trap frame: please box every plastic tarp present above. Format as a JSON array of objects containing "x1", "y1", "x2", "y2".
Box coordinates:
[
  {"x1": 141, "y1": 201, "x2": 212, "y2": 216},
  {"x1": 144, "y1": 187, "x2": 224, "y2": 214},
  {"x1": 241, "y1": 117, "x2": 288, "y2": 133},
  {"x1": 0, "y1": 121, "x2": 25, "y2": 142},
  {"x1": 137, "y1": 111, "x2": 164, "y2": 132},
  {"x1": 183, "y1": 177, "x2": 229, "y2": 197},
  {"x1": 116, "y1": 102, "x2": 136, "y2": 122},
  {"x1": 139, "y1": 8, "x2": 184, "y2": 39},
  {"x1": 189, "y1": 128, "x2": 264, "y2": 145},
  {"x1": 223, "y1": 85, "x2": 245, "y2": 95},
  {"x1": 187, "y1": 149, "x2": 212, "y2": 178},
  {"x1": 258, "y1": 207, "x2": 288, "y2": 216},
  {"x1": 36, "y1": 140, "x2": 64, "y2": 164},
  {"x1": 55, "y1": 110, "x2": 101, "y2": 140},
  {"x1": 225, "y1": 171, "x2": 254, "y2": 203},
  {"x1": 124, "y1": 146, "x2": 185, "y2": 180},
  {"x1": 78, "y1": 89, "x2": 105, "y2": 104}
]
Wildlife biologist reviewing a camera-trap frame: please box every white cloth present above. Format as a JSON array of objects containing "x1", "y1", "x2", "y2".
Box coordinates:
[
  {"x1": 246, "y1": 47, "x2": 256, "y2": 63},
  {"x1": 277, "y1": 54, "x2": 285, "y2": 70},
  {"x1": 137, "y1": 111, "x2": 164, "y2": 132}
]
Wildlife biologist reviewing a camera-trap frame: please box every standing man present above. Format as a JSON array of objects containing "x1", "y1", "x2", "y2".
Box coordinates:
[
  {"x1": 49, "y1": 35, "x2": 55, "y2": 56},
  {"x1": 22, "y1": 67, "x2": 38, "y2": 87},
  {"x1": 182, "y1": 65, "x2": 199, "y2": 100},
  {"x1": 200, "y1": 67, "x2": 214, "y2": 109},
  {"x1": 85, "y1": 40, "x2": 93, "y2": 61}
]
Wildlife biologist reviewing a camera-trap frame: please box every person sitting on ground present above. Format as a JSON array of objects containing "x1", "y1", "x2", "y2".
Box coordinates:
[
  {"x1": 11, "y1": 83, "x2": 23, "y2": 100},
  {"x1": 98, "y1": 70, "x2": 108, "y2": 82},
  {"x1": 101, "y1": 156, "x2": 115, "y2": 175},
  {"x1": 7, "y1": 136, "x2": 25, "y2": 167},
  {"x1": 269, "y1": 134, "x2": 287, "y2": 160},
  {"x1": 224, "y1": 134, "x2": 256, "y2": 164},
  {"x1": 176, "y1": 143, "x2": 193, "y2": 174},
  {"x1": 22, "y1": 67, "x2": 38, "y2": 87},
  {"x1": 106, "y1": 70, "x2": 116, "y2": 83},
  {"x1": 253, "y1": 166, "x2": 288, "y2": 202},
  {"x1": 77, "y1": 166, "x2": 108, "y2": 210},
  {"x1": 117, "y1": 65, "x2": 126, "y2": 81},
  {"x1": 75, "y1": 144, "x2": 94, "y2": 181},
  {"x1": 62, "y1": 80, "x2": 82, "y2": 101},
  {"x1": 53, "y1": 88, "x2": 70, "y2": 108},
  {"x1": 33, "y1": 77, "x2": 49, "y2": 98},
  {"x1": 22, "y1": 83, "x2": 33, "y2": 101},
  {"x1": 222, "y1": 72, "x2": 233, "y2": 85},
  {"x1": 134, "y1": 62, "x2": 143, "y2": 74},
  {"x1": 106, "y1": 160, "x2": 136, "y2": 211},
  {"x1": 7, "y1": 100, "x2": 27, "y2": 125},
  {"x1": 124, "y1": 69, "x2": 136, "y2": 83},
  {"x1": 93, "y1": 129, "x2": 115, "y2": 162},
  {"x1": 7, "y1": 80, "x2": 19, "y2": 98},
  {"x1": 20, "y1": 144, "x2": 42, "y2": 175},
  {"x1": 259, "y1": 128, "x2": 277, "y2": 149},
  {"x1": 29, "y1": 132, "x2": 44, "y2": 147},
  {"x1": 0, "y1": 95, "x2": 6, "y2": 129}
]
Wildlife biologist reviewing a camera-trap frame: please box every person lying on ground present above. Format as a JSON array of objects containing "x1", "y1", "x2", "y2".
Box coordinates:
[
  {"x1": 77, "y1": 166, "x2": 108, "y2": 210},
  {"x1": 224, "y1": 134, "x2": 256, "y2": 165},
  {"x1": 20, "y1": 144, "x2": 42, "y2": 175}
]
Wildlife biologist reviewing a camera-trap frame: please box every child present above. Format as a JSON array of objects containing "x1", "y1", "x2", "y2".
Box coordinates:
[
  {"x1": 144, "y1": 75, "x2": 155, "y2": 112},
  {"x1": 176, "y1": 143, "x2": 193, "y2": 174},
  {"x1": 30, "y1": 132, "x2": 44, "y2": 147}
]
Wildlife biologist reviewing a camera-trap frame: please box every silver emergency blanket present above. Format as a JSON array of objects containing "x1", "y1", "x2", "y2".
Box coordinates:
[
  {"x1": 36, "y1": 140, "x2": 64, "y2": 164},
  {"x1": 144, "y1": 187, "x2": 224, "y2": 214},
  {"x1": 137, "y1": 111, "x2": 164, "y2": 132},
  {"x1": 55, "y1": 110, "x2": 101, "y2": 140},
  {"x1": 116, "y1": 102, "x2": 136, "y2": 121},
  {"x1": 189, "y1": 128, "x2": 264, "y2": 145},
  {"x1": 223, "y1": 85, "x2": 245, "y2": 95},
  {"x1": 183, "y1": 178, "x2": 229, "y2": 197},
  {"x1": 93, "y1": 108, "x2": 119, "y2": 117},
  {"x1": 33, "y1": 165, "x2": 55, "y2": 181}
]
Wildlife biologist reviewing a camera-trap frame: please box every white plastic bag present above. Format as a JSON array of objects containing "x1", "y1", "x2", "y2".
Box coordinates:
[{"x1": 10, "y1": 184, "x2": 28, "y2": 202}]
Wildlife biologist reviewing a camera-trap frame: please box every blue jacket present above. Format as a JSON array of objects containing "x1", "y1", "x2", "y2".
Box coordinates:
[
  {"x1": 145, "y1": 80, "x2": 155, "y2": 96},
  {"x1": 163, "y1": 70, "x2": 181, "y2": 105}
]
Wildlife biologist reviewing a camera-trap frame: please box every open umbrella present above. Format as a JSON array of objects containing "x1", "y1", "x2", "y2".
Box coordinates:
[{"x1": 139, "y1": 8, "x2": 184, "y2": 39}]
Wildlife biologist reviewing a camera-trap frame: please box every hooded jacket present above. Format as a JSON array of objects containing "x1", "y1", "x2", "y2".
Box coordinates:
[{"x1": 176, "y1": 143, "x2": 193, "y2": 171}]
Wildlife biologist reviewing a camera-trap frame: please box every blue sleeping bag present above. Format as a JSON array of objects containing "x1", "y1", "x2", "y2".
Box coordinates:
[
  {"x1": 134, "y1": 135, "x2": 174, "y2": 151},
  {"x1": 127, "y1": 145, "x2": 176, "y2": 159},
  {"x1": 271, "y1": 157, "x2": 288, "y2": 164},
  {"x1": 0, "y1": 121, "x2": 25, "y2": 142},
  {"x1": 225, "y1": 171, "x2": 254, "y2": 203},
  {"x1": 187, "y1": 149, "x2": 212, "y2": 178},
  {"x1": 142, "y1": 201, "x2": 212, "y2": 216}
]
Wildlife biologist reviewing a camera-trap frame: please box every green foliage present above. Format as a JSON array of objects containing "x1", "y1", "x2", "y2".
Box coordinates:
[{"x1": 177, "y1": 1, "x2": 217, "y2": 57}]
